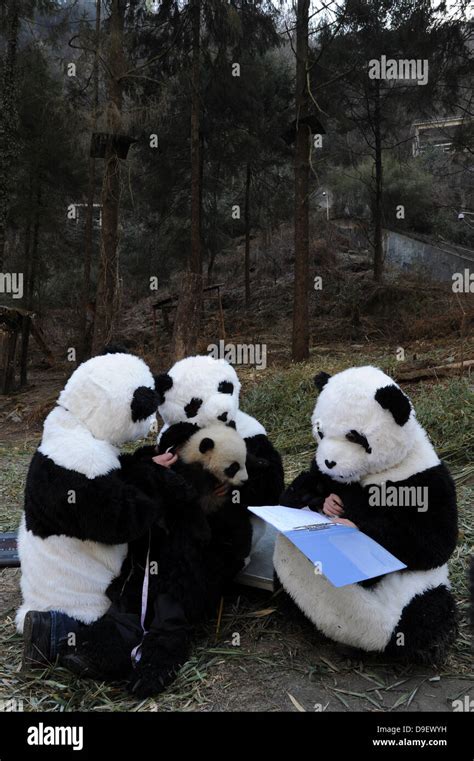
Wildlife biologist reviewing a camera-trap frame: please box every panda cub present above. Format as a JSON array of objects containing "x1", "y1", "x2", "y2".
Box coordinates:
[
  {"x1": 158, "y1": 421, "x2": 254, "y2": 583},
  {"x1": 62, "y1": 422, "x2": 253, "y2": 697},
  {"x1": 158, "y1": 421, "x2": 248, "y2": 511}
]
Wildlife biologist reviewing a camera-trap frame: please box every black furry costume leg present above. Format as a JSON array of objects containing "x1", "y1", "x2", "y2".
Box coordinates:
[
  {"x1": 58, "y1": 604, "x2": 142, "y2": 681},
  {"x1": 385, "y1": 585, "x2": 458, "y2": 664},
  {"x1": 128, "y1": 594, "x2": 192, "y2": 697}
]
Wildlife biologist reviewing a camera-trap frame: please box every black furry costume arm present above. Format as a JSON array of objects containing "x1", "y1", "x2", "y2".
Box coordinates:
[
  {"x1": 24, "y1": 451, "x2": 174, "y2": 545},
  {"x1": 239, "y1": 434, "x2": 285, "y2": 506},
  {"x1": 279, "y1": 459, "x2": 326, "y2": 510},
  {"x1": 280, "y1": 459, "x2": 363, "y2": 511}
]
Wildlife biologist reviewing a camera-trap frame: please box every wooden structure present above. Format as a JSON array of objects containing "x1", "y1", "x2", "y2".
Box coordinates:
[
  {"x1": 0, "y1": 305, "x2": 54, "y2": 394},
  {"x1": 0, "y1": 306, "x2": 30, "y2": 393},
  {"x1": 412, "y1": 116, "x2": 473, "y2": 157},
  {"x1": 152, "y1": 282, "x2": 226, "y2": 341}
]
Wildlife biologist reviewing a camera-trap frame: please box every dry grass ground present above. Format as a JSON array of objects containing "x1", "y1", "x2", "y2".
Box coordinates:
[{"x1": 0, "y1": 343, "x2": 472, "y2": 712}]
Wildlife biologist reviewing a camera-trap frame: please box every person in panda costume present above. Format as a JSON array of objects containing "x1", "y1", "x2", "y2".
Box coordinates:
[
  {"x1": 59, "y1": 421, "x2": 253, "y2": 697},
  {"x1": 154, "y1": 354, "x2": 285, "y2": 540},
  {"x1": 16, "y1": 347, "x2": 179, "y2": 666},
  {"x1": 276, "y1": 366, "x2": 458, "y2": 663}
]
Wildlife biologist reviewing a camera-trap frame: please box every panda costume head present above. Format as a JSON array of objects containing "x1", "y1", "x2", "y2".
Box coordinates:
[
  {"x1": 39, "y1": 350, "x2": 160, "y2": 479},
  {"x1": 156, "y1": 356, "x2": 239, "y2": 426},
  {"x1": 155, "y1": 355, "x2": 266, "y2": 439},
  {"x1": 58, "y1": 351, "x2": 158, "y2": 446},
  {"x1": 311, "y1": 365, "x2": 438, "y2": 485}
]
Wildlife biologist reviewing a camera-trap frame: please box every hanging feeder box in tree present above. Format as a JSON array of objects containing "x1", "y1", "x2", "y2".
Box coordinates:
[
  {"x1": 90, "y1": 133, "x2": 138, "y2": 160},
  {"x1": 282, "y1": 115, "x2": 326, "y2": 145}
]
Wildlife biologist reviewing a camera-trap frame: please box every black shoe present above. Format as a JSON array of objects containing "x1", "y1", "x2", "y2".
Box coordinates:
[
  {"x1": 22, "y1": 611, "x2": 53, "y2": 670},
  {"x1": 58, "y1": 652, "x2": 102, "y2": 680}
]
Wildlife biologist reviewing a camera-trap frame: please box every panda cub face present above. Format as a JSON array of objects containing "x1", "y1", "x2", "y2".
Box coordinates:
[
  {"x1": 155, "y1": 355, "x2": 240, "y2": 429},
  {"x1": 312, "y1": 366, "x2": 415, "y2": 483},
  {"x1": 179, "y1": 424, "x2": 248, "y2": 488}
]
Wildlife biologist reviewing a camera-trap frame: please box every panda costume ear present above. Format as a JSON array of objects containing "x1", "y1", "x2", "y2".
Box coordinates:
[
  {"x1": 99, "y1": 342, "x2": 130, "y2": 355},
  {"x1": 131, "y1": 386, "x2": 159, "y2": 422},
  {"x1": 199, "y1": 437, "x2": 215, "y2": 454},
  {"x1": 157, "y1": 422, "x2": 200, "y2": 454},
  {"x1": 154, "y1": 373, "x2": 173, "y2": 404},
  {"x1": 314, "y1": 372, "x2": 331, "y2": 392},
  {"x1": 375, "y1": 385, "x2": 411, "y2": 426}
]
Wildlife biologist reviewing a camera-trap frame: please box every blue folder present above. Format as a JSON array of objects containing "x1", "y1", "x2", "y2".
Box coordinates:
[
  {"x1": 248, "y1": 506, "x2": 406, "y2": 587},
  {"x1": 285, "y1": 523, "x2": 406, "y2": 587}
]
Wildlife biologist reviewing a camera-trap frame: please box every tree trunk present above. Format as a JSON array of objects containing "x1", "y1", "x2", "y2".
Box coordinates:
[
  {"x1": 19, "y1": 315, "x2": 30, "y2": 387},
  {"x1": 80, "y1": 0, "x2": 101, "y2": 361},
  {"x1": 207, "y1": 163, "x2": 219, "y2": 282},
  {"x1": 20, "y1": 177, "x2": 41, "y2": 387},
  {"x1": 373, "y1": 79, "x2": 384, "y2": 282},
  {"x1": 28, "y1": 181, "x2": 42, "y2": 310},
  {"x1": 190, "y1": 0, "x2": 201, "y2": 277},
  {"x1": 19, "y1": 173, "x2": 33, "y2": 387},
  {"x1": 244, "y1": 162, "x2": 251, "y2": 307},
  {"x1": 92, "y1": 0, "x2": 125, "y2": 355},
  {"x1": 171, "y1": 0, "x2": 202, "y2": 361},
  {"x1": 292, "y1": 0, "x2": 310, "y2": 362},
  {"x1": 0, "y1": 1, "x2": 20, "y2": 270},
  {"x1": 170, "y1": 271, "x2": 203, "y2": 360}
]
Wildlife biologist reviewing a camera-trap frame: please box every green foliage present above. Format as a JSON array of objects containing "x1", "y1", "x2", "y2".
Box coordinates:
[
  {"x1": 243, "y1": 361, "x2": 474, "y2": 468},
  {"x1": 325, "y1": 152, "x2": 470, "y2": 238}
]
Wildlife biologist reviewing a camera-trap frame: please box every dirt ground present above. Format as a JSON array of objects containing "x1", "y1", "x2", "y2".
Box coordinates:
[{"x1": 0, "y1": 563, "x2": 472, "y2": 713}]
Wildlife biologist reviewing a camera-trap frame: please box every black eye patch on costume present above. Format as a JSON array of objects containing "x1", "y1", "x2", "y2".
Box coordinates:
[
  {"x1": 226, "y1": 420, "x2": 236, "y2": 429},
  {"x1": 131, "y1": 386, "x2": 159, "y2": 422},
  {"x1": 199, "y1": 437, "x2": 215, "y2": 454},
  {"x1": 224, "y1": 461, "x2": 240, "y2": 479},
  {"x1": 318, "y1": 430, "x2": 324, "y2": 440},
  {"x1": 346, "y1": 429, "x2": 372, "y2": 453},
  {"x1": 185, "y1": 397, "x2": 203, "y2": 418},
  {"x1": 218, "y1": 381, "x2": 234, "y2": 394}
]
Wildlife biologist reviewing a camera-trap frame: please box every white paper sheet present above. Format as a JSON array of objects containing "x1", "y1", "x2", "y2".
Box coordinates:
[{"x1": 248, "y1": 505, "x2": 331, "y2": 533}]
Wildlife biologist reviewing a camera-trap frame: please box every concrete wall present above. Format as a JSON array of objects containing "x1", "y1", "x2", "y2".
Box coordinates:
[{"x1": 383, "y1": 229, "x2": 474, "y2": 282}]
